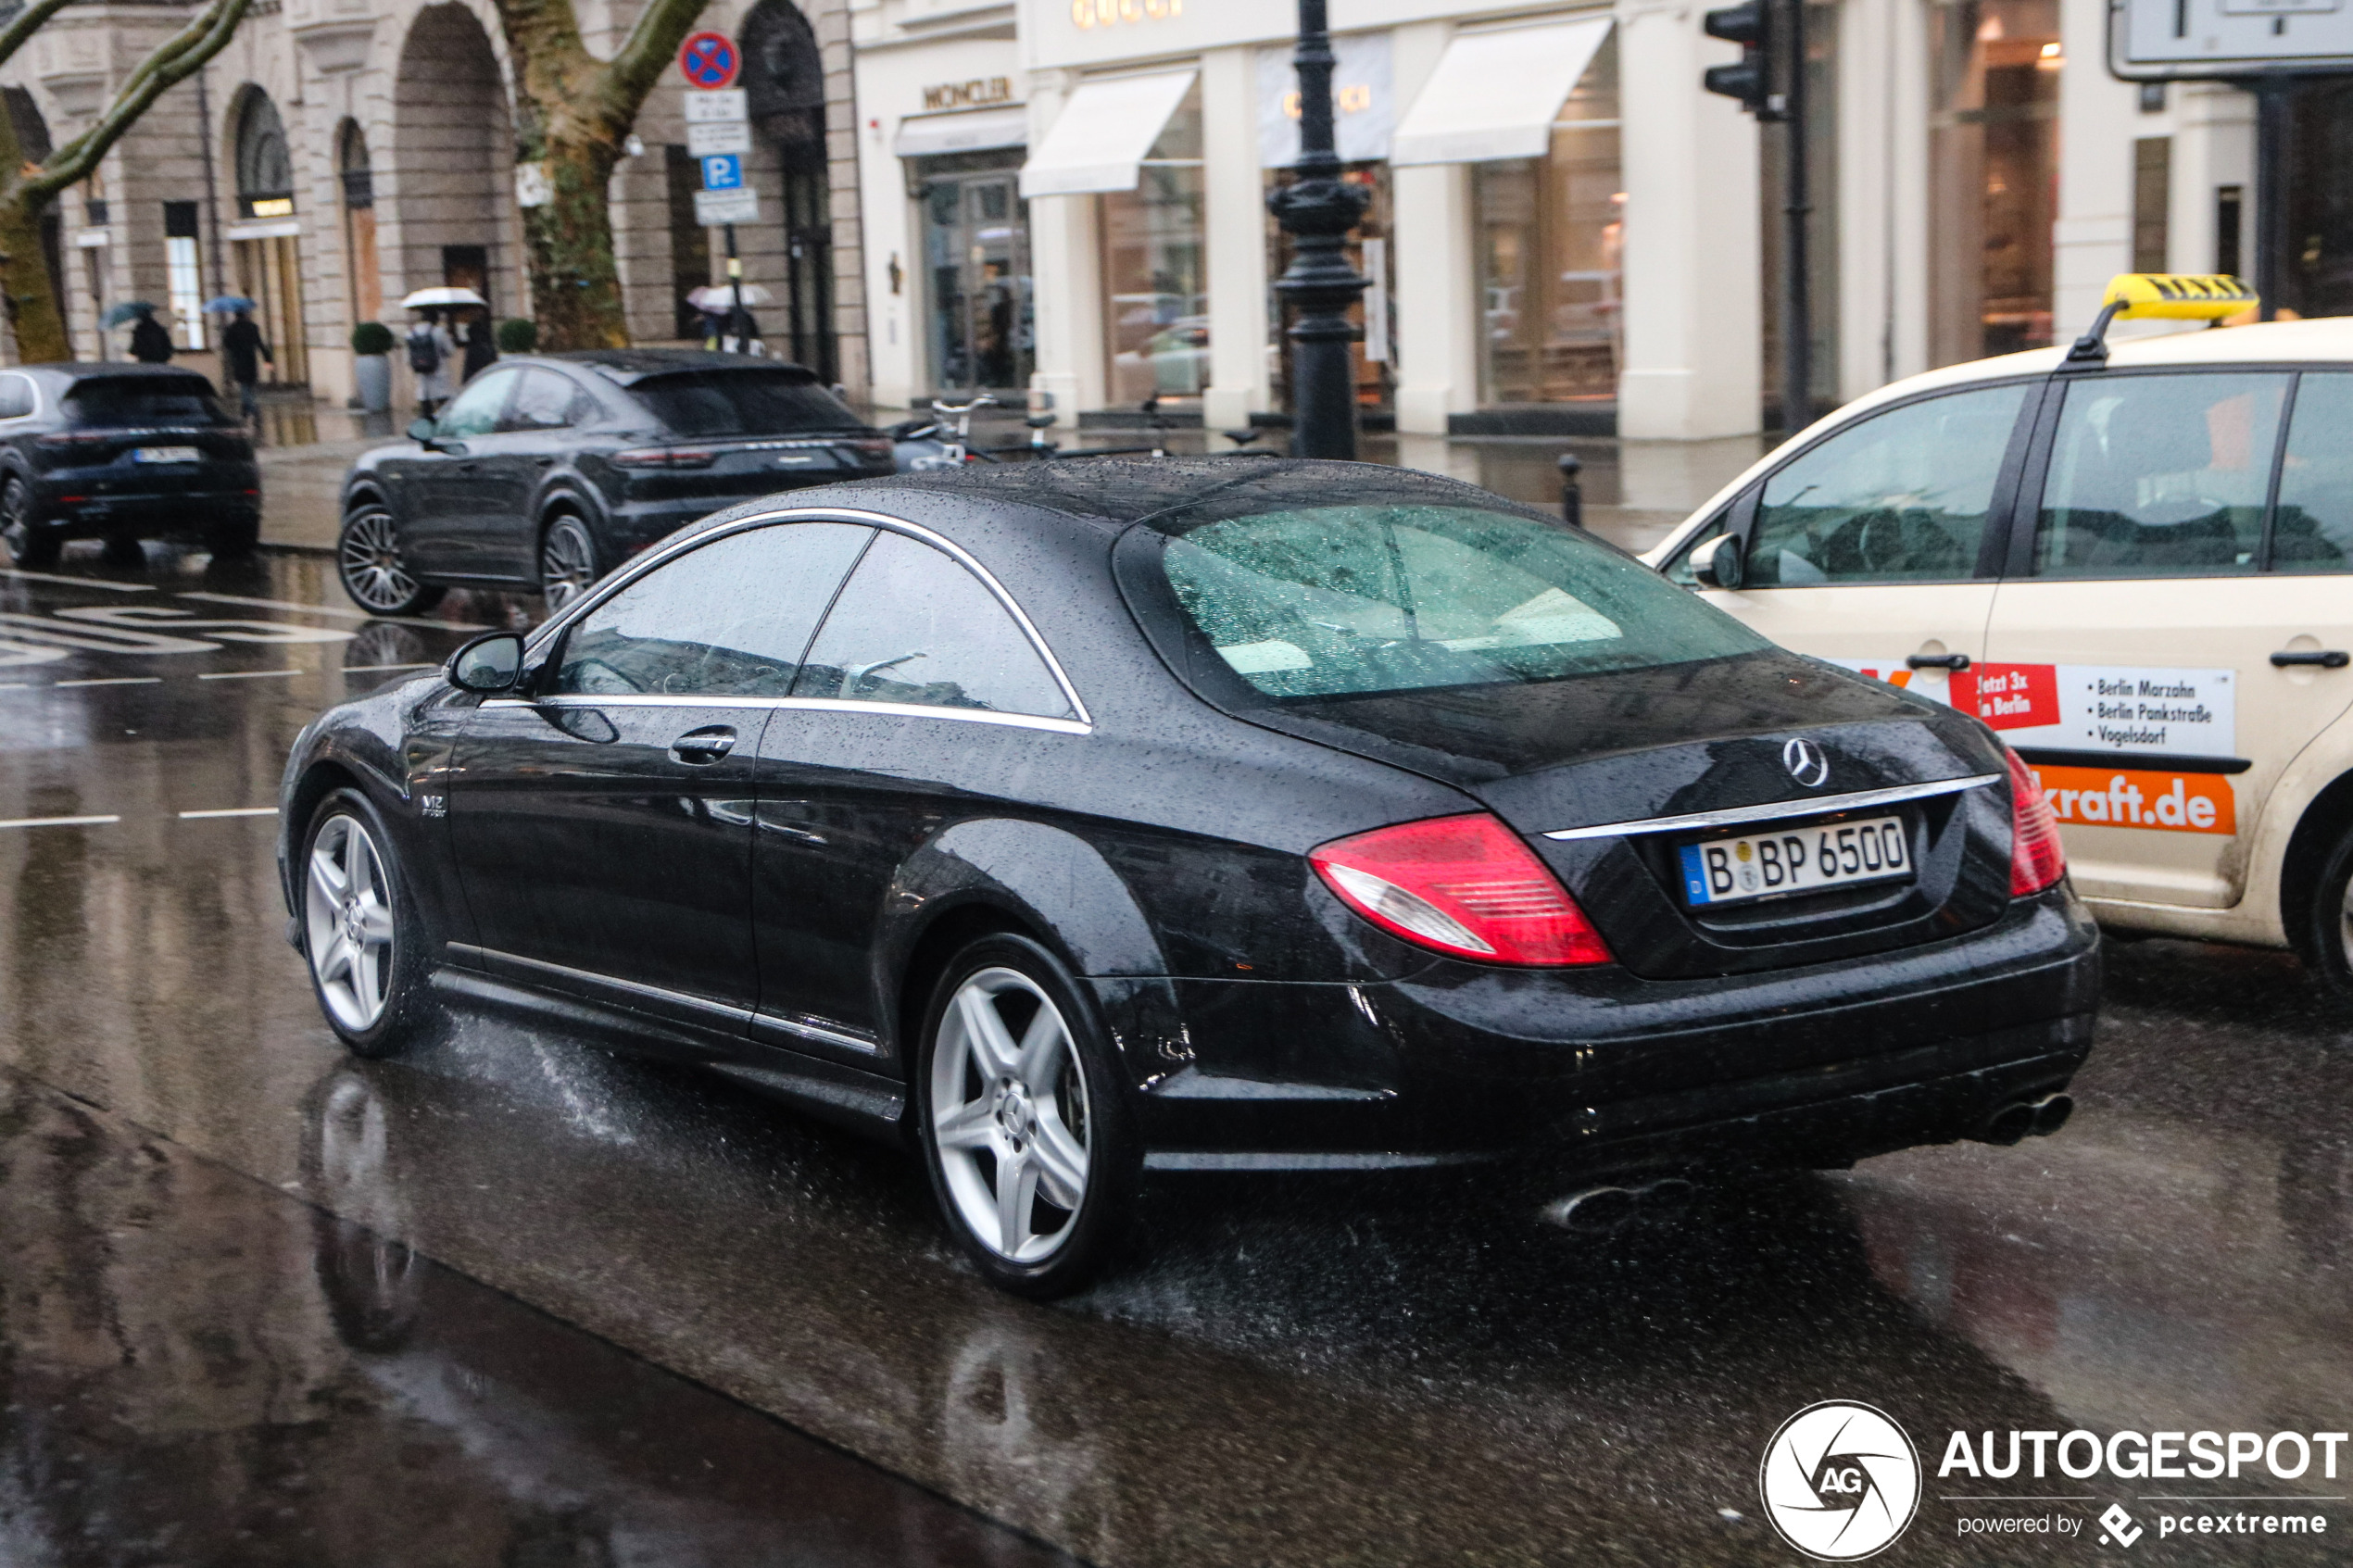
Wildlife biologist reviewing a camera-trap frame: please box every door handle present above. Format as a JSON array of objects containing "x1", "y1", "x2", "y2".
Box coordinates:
[
  {"x1": 1906, "y1": 652, "x2": 1971, "y2": 671},
  {"x1": 2271, "y1": 649, "x2": 2350, "y2": 668},
  {"x1": 670, "y1": 725, "x2": 736, "y2": 764},
  {"x1": 533, "y1": 456, "x2": 555, "y2": 467}
]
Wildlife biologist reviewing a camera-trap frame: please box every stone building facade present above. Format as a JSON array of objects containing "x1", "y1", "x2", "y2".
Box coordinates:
[{"x1": 0, "y1": 0, "x2": 868, "y2": 406}]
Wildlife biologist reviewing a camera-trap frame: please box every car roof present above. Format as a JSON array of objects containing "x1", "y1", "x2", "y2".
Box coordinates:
[
  {"x1": 1643, "y1": 316, "x2": 2353, "y2": 564},
  {"x1": 537, "y1": 349, "x2": 821, "y2": 385},
  {"x1": 820, "y1": 457, "x2": 1555, "y2": 529},
  {"x1": 15, "y1": 362, "x2": 221, "y2": 383}
]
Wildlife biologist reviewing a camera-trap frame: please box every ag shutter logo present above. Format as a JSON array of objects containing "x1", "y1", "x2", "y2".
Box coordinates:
[{"x1": 1760, "y1": 1401, "x2": 1922, "y2": 1561}]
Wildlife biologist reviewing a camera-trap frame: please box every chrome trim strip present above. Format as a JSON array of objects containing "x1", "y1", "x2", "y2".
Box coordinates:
[
  {"x1": 484, "y1": 692, "x2": 1090, "y2": 734},
  {"x1": 1540, "y1": 772, "x2": 2002, "y2": 843},
  {"x1": 520, "y1": 505, "x2": 1092, "y2": 728},
  {"x1": 752, "y1": 1010, "x2": 879, "y2": 1054},
  {"x1": 469, "y1": 944, "x2": 758, "y2": 1026}
]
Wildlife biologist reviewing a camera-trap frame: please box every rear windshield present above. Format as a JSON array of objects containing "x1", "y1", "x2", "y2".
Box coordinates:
[
  {"x1": 64, "y1": 377, "x2": 237, "y2": 427},
  {"x1": 626, "y1": 371, "x2": 863, "y2": 437},
  {"x1": 1149, "y1": 504, "x2": 1768, "y2": 700}
]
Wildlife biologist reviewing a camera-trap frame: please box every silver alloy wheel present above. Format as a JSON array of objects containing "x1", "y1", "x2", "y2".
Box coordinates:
[
  {"x1": 930, "y1": 967, "x2": 1092, "y2": 1263},
  {"x1": 540, "y1": 519, "x2": 597, "y2": 611},
  {"x1": 305, "y1": 813, "x2": 396, "y2": 1032},
  {"x1": 340, "y1": 508, "x2": 421, "y2": 614}
]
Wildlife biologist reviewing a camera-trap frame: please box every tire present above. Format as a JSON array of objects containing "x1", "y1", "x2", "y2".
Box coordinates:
[
  {"x1": 337, "y1": 505, "x2": 445, "y2": 617},
  {"x1": 298, "y1": 788, "x2": 436, "y2": 1059},
  {"x1": 0, "y1": 477, "x2": 56, "y2": 569},
  {"x1": 207, "y1": 509, "x2": 261, "y2": 559},
  {"x1": 538, "y1": 514, "x2": 600, "y2": 613},
  {"x1": 2305, "y1": 825, "x2": 2353, "y2": 1010},
  {"x1": 915, "y1": 934, "x2": 1140, "y2": 1298}
]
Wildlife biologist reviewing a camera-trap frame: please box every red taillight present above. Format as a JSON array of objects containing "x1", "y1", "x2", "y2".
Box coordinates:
[
  {"x1": 2007, "y1": 748, "x2": 2066, "y2": 897},
  {"x1": 1309, "y1": 813, "x2": 1613, "y2": 967},
  {"x1": 611, "y1": 446, "x2": 717, "y2": 470}
]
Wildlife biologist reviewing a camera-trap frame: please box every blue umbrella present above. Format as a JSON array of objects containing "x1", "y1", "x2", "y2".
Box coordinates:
[{"x1": 201, "y1": 295, "x2": 258, "y2": 314}]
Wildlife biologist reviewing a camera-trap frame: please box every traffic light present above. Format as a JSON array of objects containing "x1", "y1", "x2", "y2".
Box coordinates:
[{"x1": 1702, "y1": 1, "x2": 1779, "y2": 120}]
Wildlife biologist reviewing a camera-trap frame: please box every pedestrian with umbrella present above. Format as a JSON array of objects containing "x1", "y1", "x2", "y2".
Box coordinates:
[
  {"x1": 398, "y1": 287, "x2": 482, "y2": 417},
  {"x1": 106, "y1": 302, "x2": 174, "y2": 364},
  {"x1": 204, "y1": 295, "x2": 269, "y2": 421}
]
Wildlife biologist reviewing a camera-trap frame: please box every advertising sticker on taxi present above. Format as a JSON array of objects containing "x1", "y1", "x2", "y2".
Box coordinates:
[{"x1": 1830, "y1": 659, "x2": 2238, "y2": 836}]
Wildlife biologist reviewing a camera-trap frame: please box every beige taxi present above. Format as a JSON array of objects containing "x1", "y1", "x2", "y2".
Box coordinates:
[{"x1": 1646, "y1": 278, "x2": 2353, "y2": 998}]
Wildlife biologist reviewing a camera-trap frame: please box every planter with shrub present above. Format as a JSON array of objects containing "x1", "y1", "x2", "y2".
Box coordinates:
[
  {"x1": 350, "y1": 321, "x2": 396, "y2": 412},
  {"x1": 495, "y1": 318, "x2": 537, "y2": 355}
]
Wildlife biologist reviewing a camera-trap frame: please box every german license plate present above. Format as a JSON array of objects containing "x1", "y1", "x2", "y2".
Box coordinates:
[
  {"x1": 133, "y1": 445, "x2": 200, "y2": 464},
  {"x1": 1678, "y1": 814, "x2": 1911, "y2": 906}
]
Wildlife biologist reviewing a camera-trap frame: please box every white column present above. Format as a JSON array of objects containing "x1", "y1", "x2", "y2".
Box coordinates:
[
  {"x1": 1615, "y1": 0, "x2": 1761, "y2": 440},
  {"x1": 1025, "y1": 74, "x2": 1106, "y2": 422},
  {"x1": 855, "y1": 61, "x2": 917, "y2": 411},
  {"x1": 2052, "y1": 0, "x2": 2144, "y2": 343},
  {"x1": 1836, "y1": 0, "x2": 1931, "y2": 399},
  {"x1": 1390, "y1": 19, "x2": 1477, "y2": 436},
  {"x1": 1201, "y1": 45, "x2": 1269, "y2": 431}
]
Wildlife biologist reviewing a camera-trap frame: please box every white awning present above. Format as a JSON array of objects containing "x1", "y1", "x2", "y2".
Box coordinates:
[
  {"x1": 1390, "y1": 17, "x2": 1613, "y2": 166},
  {"x1": 1018, "y1": 70, "x2": 1195, "y2": 199},
  {"x1": 894, "y1": 105, "x2": 1027, "y2": 159}
]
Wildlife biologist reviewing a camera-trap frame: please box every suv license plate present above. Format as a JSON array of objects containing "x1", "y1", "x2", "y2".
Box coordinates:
[
  {"x1": 1679, "y1": 814, "x2": 1911, "y2": 907},
  {"x1": 132, "y1": 446, "x2": 200, "y2": 464}
]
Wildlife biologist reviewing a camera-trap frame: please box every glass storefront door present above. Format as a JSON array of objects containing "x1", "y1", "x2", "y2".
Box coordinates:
[
  {"x1": 1928, "y1": 0, "x2": 2061, "y2": 364},
  {"x1": 921, "y1": 162, "x2": 1032, "y2": 395}
]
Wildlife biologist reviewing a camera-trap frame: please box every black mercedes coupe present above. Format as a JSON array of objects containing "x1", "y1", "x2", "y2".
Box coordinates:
[{"x1": 277, "y1": 460, "x2": 2099, "y2": 1294}]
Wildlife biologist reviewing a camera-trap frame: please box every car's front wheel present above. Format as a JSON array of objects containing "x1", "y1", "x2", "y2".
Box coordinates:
[
  {"x1": 337, "y1": 505, "x2": 445, "y2": 617},
  {"x1": 539, "y1": 515, "x2": 600, "y2": 613},
  {"x1": 916, "y1": 934, "x2": 1139, "y2": 1297},
  {"x1": 300, "y1": 789, "x2": 435, "y2": 1058},
  {"x1": 0, "y1": 477, "x2": 57, "y2": 569}
]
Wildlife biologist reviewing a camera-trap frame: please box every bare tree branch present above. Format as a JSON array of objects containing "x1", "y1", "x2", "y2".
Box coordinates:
[
  {"x1": 597, "y1": 0, "x2": 711, "y2": 140},
  {"x1": 0, "y1": 0, "x2": 80, "y2": 75},
  {"x1": 33, "y1": 0, "x2": 254, "y2": 200}
]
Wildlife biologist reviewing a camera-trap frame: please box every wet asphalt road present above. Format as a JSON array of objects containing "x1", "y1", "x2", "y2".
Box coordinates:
[{"x1": 3, "y1": 546, "x2": 2351, "y2": 1566}]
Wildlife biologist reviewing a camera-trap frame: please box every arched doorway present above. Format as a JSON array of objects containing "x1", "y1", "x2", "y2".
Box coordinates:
[
  {"x1": 338, "y1": 121, "x2": 382, "y2": 324},
  {"x1": 229, "y1": 87, "x2": 308, "y2": 384},
  {"x1": 742, "y1": 0, "x2": 836, "y2": 382},
  {"x1": 393, "y1": 5, "x2": 520, "y2": 328}
]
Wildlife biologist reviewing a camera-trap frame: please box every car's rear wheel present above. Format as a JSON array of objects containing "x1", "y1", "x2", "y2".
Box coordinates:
[
  {"x1": 301, "y1": 789, "x2": 434, "y2": 1058},
  {"x1": 916, "y1": 935, "x2": 1139, "y2": 1298},
  {"x1": 0, "y1": 477, "x2": 57, "y2": 569},
  {"x1": 2301, "y1": 823, "x2": 2353, "y2": 1010},
  {"x1": 338, "y1": 505, "x2": 444, "y2": 617},
  {"x1": 538, "y1": 515, "x2": 599, "y2": 613}
]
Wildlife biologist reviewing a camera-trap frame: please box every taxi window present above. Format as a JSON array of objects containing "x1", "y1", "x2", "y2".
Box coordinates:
[
  {"x1": 2271, "y1": 373, "x2": 2353, "y2": 573},
  {"x1": 2031, "y1": 372, "x2": 2286, "y2": 578},
  {"x1": 1744, "y1": 384, "x2": 2025, "y2": 586}
]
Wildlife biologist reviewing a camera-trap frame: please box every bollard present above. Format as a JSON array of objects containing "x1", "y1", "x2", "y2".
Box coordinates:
[{"x1": 1557, "y1": 452, "x2": 1584, "y2": 529}]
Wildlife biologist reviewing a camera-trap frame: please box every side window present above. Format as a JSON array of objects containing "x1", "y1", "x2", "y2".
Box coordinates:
[
  {"x1": 1660, "y1": 512, "x2": 1731, "y2": 586},
  {"x1": 552, "y1": 522, "x2": 874, "y2": 697},
  {"x1": 794, "y1": 532, "x2": 1075, "y2": 719},
  {"x1": 2032, "y1": 372, "x2": 2287, "y2": 578},
  {"x1": 0, "y1": 374, "x2": 34, "y2": 420},
  {"x1": 1746, "y1": 383, "x2": 2028, "y2": 586},
  {"x1": 435, "y1": 369, "x2": 518, "y2": 440},
  {"x1": 2271, "y1": 373, "x2": 2353, "y2": 573},
  {"x1": 502, "y1": 370, "x2": 578, "y2": 432}
]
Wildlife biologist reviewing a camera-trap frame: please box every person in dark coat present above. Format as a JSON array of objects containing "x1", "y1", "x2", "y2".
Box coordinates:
[
  {"x1": 219, "y1": 309, "x2": 271, "y2": 420},
  {"x1": 128, "y1": 308, "x2": 173, "y2": 364},
  {"x1": 460, "y1": 307, "x2": 497, "y2": 382}
]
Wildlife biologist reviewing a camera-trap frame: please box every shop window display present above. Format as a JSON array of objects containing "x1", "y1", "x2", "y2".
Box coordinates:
[{"x1": 1101, "y1": 87, "x2": 1209, "y2": 408}]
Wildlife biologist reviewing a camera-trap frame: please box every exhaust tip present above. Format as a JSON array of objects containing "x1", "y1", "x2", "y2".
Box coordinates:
[
  {"x1": 1541, "y1": 1184, "x2": 1638, "y2": 1235},
  {"x1": 2028, "y1": 1092, "x2": 2073, "y2": 1137},
  {"x1": 1977, "y1": 1102, "x2": 2036, "y2": 1147}
]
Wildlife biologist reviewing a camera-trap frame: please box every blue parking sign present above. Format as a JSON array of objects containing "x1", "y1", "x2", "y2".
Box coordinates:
[{"x1": 699, "y1": 154, "x2": 743, "y2": 191}]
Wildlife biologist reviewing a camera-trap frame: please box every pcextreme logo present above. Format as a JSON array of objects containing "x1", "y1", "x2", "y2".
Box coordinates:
[{"x1": 1759, "y1": 1400, "x2": 1923, "y2": 1561}]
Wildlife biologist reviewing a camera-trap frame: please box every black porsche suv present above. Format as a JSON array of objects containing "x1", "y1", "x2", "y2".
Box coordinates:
[
  {"x1": 0, "y1": 363, "x2": 260, "y2": 567},
  {"x1": 334, "y1": 350, "x2": 895, "y2": 617}
]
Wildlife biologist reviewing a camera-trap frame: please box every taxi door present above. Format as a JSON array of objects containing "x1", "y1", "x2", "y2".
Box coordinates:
[
  {"x1": 1982, "y1": 369, "x2": 2353, "y2": 910},
  {"x1": 1683, "y1": 382, "x2": 2040, "y2": 703}
]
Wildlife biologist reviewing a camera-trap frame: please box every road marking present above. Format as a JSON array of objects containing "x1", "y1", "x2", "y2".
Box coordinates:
[
  {"x1": 0, "y1": 682, "x2": 28, "y2": 691},
  {"x1": 178, "y1": 807, "x2": 280, "y2": 820},
  {"x1": 0, "y1": 814, "x2": 119, "y2": 830},
  {"x1": 1, "y1": 570, "x2": 154, "y2": 593},
  {"x1": 53, "y1": 676, "x2": 162, "y2": 688},
  {"x1": 344, "y1": 661, "x2": 435, "y2": 672},
  {"x1": 175, "y1": 591, "x2": 486, "y2": 630},
  {"x1": 196, "y1": 668, "x2": 305, "y2": 681}
]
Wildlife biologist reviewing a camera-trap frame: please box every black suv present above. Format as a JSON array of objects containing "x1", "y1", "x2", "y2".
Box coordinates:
[
  {"x1": 335, "y1": 350, "x2": 895, "y2": 615},
  {"x1": 0, "y1": 363, "x2": 260, "y2": 568}
]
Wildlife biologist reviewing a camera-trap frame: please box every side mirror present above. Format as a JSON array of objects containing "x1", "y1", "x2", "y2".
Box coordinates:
[
  {"x1": 448, "y1": 631, "x2": 525, "y2": 694},
  {"x1": 1691, "y1": 533, "x2": 1745, "y2": 591}
]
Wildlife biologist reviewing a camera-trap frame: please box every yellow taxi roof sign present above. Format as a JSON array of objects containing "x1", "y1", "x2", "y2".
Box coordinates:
[{"x1": 2101, "y1": 273, "x2": 2258, "y2": 321}]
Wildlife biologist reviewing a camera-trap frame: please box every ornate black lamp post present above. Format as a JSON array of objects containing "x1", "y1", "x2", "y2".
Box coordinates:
[{"x1": 1268, "y1": 0, "x2": 1369, "y2": 459}]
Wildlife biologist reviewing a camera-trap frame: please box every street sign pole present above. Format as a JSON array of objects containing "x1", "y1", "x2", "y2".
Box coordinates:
[
  {"x1": 1780, "y1": 0, "x2": 1810, "y2": 434},
  {"x1": 725, "y1": 225, "x2": 748, "y2": 348},
  {"x1": 680, "y1": 35, "x2": 754, "y2": 352}
]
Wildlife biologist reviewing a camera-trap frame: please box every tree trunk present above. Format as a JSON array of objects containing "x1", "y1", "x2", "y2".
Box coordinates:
[
  {"x1": 522, "y1": 133, "x2": 629, "y2": 350},
  {"x1": 0, "y1": 186, "x2": 67, "y2": 364}
]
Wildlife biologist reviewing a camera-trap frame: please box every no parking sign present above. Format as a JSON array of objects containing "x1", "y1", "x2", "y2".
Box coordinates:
[{"x1": 678, "y1": 31, "x2": 738, "y2": 90}]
